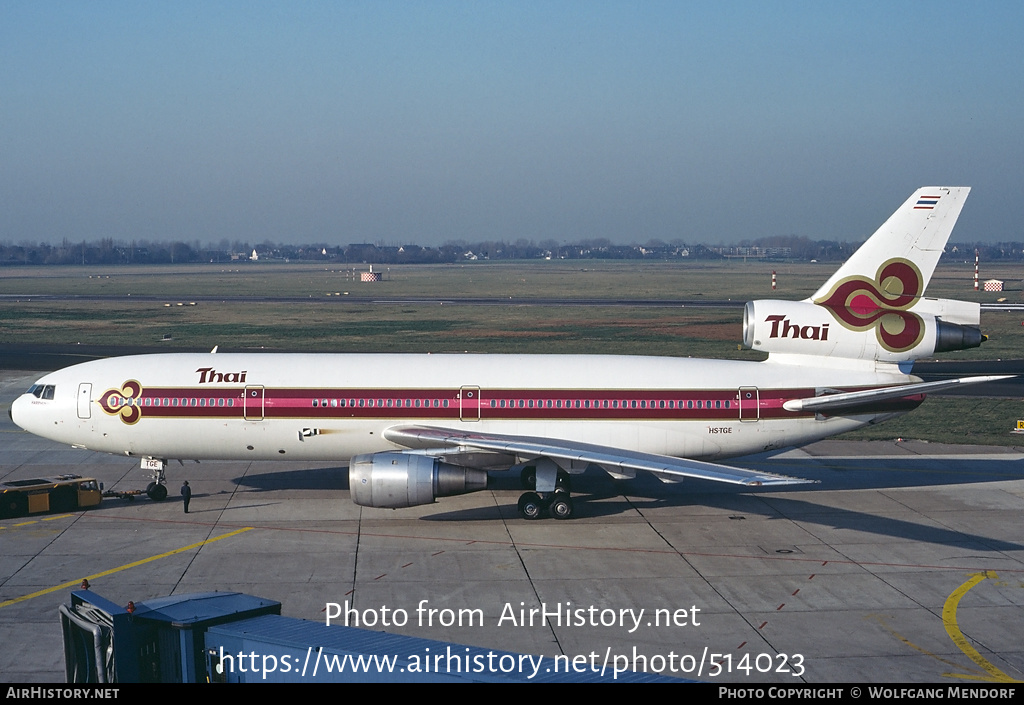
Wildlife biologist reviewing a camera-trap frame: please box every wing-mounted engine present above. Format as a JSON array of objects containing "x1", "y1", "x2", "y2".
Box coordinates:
[
  {"x1": 349, "y1": 452, "x2": 488, "y2": 508},
  {"x1": 742, "y1": 298, "x2": 984, "y2": 363}
]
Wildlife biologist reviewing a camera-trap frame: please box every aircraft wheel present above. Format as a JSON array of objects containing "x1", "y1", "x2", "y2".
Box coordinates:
[
  {"x1": 549, "y1": 492, "x2": 574, "y2": 520},
  {"x1": 147, "y1": 483, "x2": 168, "y2": 502},
  {"x1": 520, "y1": 466, "x2": 536, "y2": 490},
  {"x1": 517, "y1": 492, "x2": 544, "y2": 520}
]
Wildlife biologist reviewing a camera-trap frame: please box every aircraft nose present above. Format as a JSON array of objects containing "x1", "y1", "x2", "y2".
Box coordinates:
[{"x1": 9, "y1": 394, "x2": 28, "y2": 430}]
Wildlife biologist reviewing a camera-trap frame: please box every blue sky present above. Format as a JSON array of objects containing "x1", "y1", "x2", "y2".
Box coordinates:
[{"x1": 2, "y1": 1, "x2": 1022, "y2": 246}]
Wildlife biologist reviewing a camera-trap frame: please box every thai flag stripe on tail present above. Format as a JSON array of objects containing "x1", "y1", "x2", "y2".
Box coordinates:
[{"x1": 914, "y1": 196, "x2": 941, "y2": 210}]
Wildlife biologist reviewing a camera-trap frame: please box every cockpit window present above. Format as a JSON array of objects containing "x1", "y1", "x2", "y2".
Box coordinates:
[{"x1": 27, "y1": 384, "x2": 55, "y2": 400}]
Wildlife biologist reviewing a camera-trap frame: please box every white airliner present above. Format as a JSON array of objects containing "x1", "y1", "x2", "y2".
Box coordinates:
[{"x1": 10, "y1": 187, "x2": 1007, "y2": 519}]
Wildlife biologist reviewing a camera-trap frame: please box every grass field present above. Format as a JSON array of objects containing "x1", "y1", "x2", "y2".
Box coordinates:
[
  {"x1": 0, "y1": 257, "x2": 1020, "y2": 301},
  {"x1": 1, "y1": 259, "x2": 1021, "y2": 445},
  {"x1": 1, "y1": 259, "x2": 1021, "y2": 355},
  {"x1": 840, "y1": 396, "x2": 1024, "y2": 446}
]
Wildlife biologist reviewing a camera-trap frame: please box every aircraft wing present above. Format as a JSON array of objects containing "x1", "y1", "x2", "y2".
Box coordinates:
[
  {"x1": 781, "y1": 375, "x2": 1013, "y2": 413},
  {"x1": 383, "y1": 425, "x2": 813, "y2": 487}
]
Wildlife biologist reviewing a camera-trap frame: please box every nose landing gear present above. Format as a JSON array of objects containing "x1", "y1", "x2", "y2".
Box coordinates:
[
  {"x1": 145, "y1": 482, "x2": 168, "y2": 501},
  {"x1": 143, "y1": 458, "x2": 168, "y2": 501}
]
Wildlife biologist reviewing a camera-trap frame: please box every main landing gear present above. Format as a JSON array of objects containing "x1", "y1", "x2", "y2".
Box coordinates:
[{"x1": 517, "y1": 460, "x2": 574, "y2": 520}]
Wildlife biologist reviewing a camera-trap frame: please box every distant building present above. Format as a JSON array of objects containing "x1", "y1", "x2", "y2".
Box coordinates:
[
  {"x1": 711, "y1": 246, "x2": 792, "y2": 259},
  {"x1": 983, "y1": 279, "x2": 1004, "y2": 292}
]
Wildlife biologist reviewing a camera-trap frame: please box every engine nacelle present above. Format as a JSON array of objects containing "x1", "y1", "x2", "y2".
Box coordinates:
[
  {"x1": 742, "y1": 299, "x2": 984, "y2": 362},
  {"x1": 349, "y1": 452, "x2": 488, "y2": 508}
]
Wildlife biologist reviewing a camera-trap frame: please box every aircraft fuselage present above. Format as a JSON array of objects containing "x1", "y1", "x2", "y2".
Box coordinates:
[{"x1": 11, "y1": 352, "x2": 918, "y2": 464}]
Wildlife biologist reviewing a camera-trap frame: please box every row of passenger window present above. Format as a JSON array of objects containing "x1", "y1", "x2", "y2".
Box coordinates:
[
  {"x1": 307, "y1": 397, "x2": 732, "y2": 411},
  {"x1": 488, "y1": 398, "x2": 732, "y2": 410}
]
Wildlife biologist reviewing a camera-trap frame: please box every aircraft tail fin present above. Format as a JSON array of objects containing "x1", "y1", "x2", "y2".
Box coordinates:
[
  {"x1": 743, "y1": 187, "x2": 983, "y2": 365},
  {"x1": 809, "y1": 187, "x2": 970, "y2": 302}
]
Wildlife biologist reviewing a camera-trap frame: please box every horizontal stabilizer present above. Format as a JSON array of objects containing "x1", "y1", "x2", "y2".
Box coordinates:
[
  {"x1": 782, "y1": 375, "x2": 1013, "y2": 413},
  {"x1": 384, "y1": 426, "x2": 814, "y2": 487}
]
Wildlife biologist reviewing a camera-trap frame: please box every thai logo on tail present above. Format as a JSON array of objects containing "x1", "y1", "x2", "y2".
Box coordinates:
[
  {"x1": 99, "y1": 380, "x2": 143, "y2": 424},
  {"x1": 814, "y1": 258, "x2": 925, "y2": 352}
]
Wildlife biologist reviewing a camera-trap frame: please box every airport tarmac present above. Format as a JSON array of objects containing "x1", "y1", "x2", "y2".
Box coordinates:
[{"x1": 1, "y1": 369, "x2": 1023, "y2": 683}]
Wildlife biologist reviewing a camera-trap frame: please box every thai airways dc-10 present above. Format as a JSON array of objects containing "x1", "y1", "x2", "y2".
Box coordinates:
[{"x1": 9, "y1": 188, "x2": 1008, "y2": 519}]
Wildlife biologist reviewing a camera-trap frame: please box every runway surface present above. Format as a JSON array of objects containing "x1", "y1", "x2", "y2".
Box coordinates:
[{"x1": 2, "y1": 370, "x2": 1023, "y2": 683}]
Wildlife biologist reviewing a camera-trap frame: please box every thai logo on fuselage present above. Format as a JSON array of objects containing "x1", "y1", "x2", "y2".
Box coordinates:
[
  {"x1": 814, "y1": 258, "x2": 925, "y2": 353},
  {"x1": 99, "y1": 380, "x2": 143, "y2": 424}
]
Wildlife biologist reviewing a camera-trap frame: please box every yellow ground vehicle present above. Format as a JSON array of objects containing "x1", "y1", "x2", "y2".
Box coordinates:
[{"x1": 0, "y1": 474, "x2": 103, "y2": 519}]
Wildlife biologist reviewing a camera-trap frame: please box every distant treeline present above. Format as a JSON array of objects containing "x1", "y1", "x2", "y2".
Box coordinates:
[{"x1": 0, "y1": 236, "x2": 1020, "y2": 266}]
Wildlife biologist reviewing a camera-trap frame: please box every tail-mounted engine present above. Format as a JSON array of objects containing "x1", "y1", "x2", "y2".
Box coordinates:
[
  {"x1": 349, "y1": 452, "x2": 488, "y2": 508},
  {"x1": 742, "y1": 298, "x2": 984, "y2": 363}
]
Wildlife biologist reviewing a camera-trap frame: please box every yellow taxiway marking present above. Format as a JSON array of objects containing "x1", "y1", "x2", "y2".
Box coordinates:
[
  {"x1": 866, "y1": 614, "x2": 977, "y2": 676},
  {"x1": 942, "y1": 570, "x2": 1022, "y2": 683},
  {"x1": 0, "y1": 527, "x2": 252, "y2": 609},
  {"x1": 0, "y1": 514, "x2": 74, "y2": 531}
]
